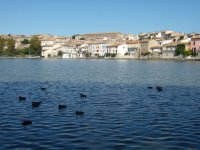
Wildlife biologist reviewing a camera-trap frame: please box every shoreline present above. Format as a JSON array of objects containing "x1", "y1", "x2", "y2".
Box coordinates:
[{"x1": 0, "y1": 56, "x2": 200, "y2": 61}]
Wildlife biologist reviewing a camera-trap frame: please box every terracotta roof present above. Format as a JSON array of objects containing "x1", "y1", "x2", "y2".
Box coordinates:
[
  {"x1": 139, "y1": 40, "x2": 149, "y2": 43},
  {"x1": 191, "y1": 36, "x2": 200, "y2": 39},
  {"x1": 150, "y1": 46, "x2": 162, "y2": 49},
  {"x1": 63, "y1": 44, "x2": 77, "y2": 47},
  {"x1": 126, "y1": 40, "x2": 139, "y2": 44},
  {"x1": 181, "y1": 42, "x2": 190, "y2": 45},
  {"x1": 107, "y1": 43, "x2": 121, "y2": 47},
  {"x1": 162, "y1": 42, "x2": 178, "y2": 47},
  {"x1": 88, "y1": 41, "x2": 107, "y2": 45}
]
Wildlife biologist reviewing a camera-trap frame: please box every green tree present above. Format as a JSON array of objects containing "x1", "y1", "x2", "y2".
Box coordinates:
[
  {"x1": 179, "y1": 36, "x2": 184, "y2": 40},
  {"x1": 58, "y1": 50, "x2": 63, "y2": 56},
  {"x1": 30, "y1": 36, "x2": 42, "y2": 56},
  {"x1": 175, "y1": 44, "x2": 185, "y2": 56},
  {"x1": 21, "y1": 39, "x2": 30, "y2": 44},
  {"x1": 105, "y1": 53, "x2": 110, "y2": 57},
  {"x1": 72, "y1": 35, "x2": 76, "y2": 39},
  {"x1": 6, "y1": 38, "x2": 15, "y2": 56},
  {"x1": 85, "y1": 52, "x2": 91, "y2": 58},
  {"x1": 15, "y1": 48, "x2": 30, "y2": 56},
  {"x1": 80, "y1": 37, "x2": 85, "y2": 40},
  {"x1": 110, "y1": 53, "x2": 117, "y2": 58},
  {"x1": 0, "y1": 36, "x2": 5, "y2": 55},
  {"x1": 183, "y1": 49, "x2": 192, "y2": 57},
  {"x1": 71, "y1": 34, "x2": 79, "y2": 39}
]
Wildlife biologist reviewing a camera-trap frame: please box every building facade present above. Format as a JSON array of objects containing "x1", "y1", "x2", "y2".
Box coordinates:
[
  {"x1": 191, "y1": 37, "x2": 200, "y2": 56},
  {"x1": 87, "y1": 42, "x2": 107, "y2": 57}
]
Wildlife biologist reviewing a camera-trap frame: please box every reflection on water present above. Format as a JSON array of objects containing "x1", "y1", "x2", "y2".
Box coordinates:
[{"x1": 0, "y1": 59, "x2": 200, "y2": 149}]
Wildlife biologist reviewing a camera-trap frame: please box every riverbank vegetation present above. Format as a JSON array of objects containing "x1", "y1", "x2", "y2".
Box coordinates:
[
  {"x1": 0, "y1": 36, "x2": 42, "y2": 57},
  {"x1": 174, "y1": 44, "x2": 197, "y2": 58}
]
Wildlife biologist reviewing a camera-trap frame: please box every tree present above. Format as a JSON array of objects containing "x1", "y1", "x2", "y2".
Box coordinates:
[
  {"x1": 85, "y1": 52, "x2": 91, "y2": 58},
  {"x1": 58, "y1": 50, "x2": 63, "y2": 56},
  {"x1": 110, "y1": 53, "x2": 116, "y2": 57},
  {"x1": 71, "y1": 34, "x2": 79, "y2": 39},
  {"x1": 21, "y1": 39, "x2": 30, "y2": 44},
  {"x1": 15, "y1": 48, "x2": 30, "y2": 56},
  {"x1": 30, "y1": 36, "x2": 42, "y2": 56},
  {"x1": 6, "y1": 38, "x2": 15, "y2": 56},
  {"x1": 175, "y1": 44, "x2": 185, "y2": 56},
  {"x1": 72, "y1": 35, "x2": 76, "y2": 39},
  {"x1": 105, "y1": 53, "x2": 110, "y2": 57},
  {"x1": 80, "y1": 37, "x2": 85, "y2": 40},
  {"x1": 0, "y1": 36, "x2": 5, "y2": 55},
  {"x1": 183, "y1": 49, "x2": 192, "y2": 57},
  {"x1": 179, "y1": 36, "x2": 184, "y2": 40}
]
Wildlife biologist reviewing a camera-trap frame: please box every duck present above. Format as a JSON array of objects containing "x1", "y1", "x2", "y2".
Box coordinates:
[
  {"x1": 76, "y1": 111, "x2": 84, "y2": 115},
  {"x1": 19, "y1": 96, "x2": 26, "y2": 101},
  {"x1": 148, "y1": 86, "x2": 153, "y2": 89},
  {"x1": 80, "y1": 93, "x2": 87, "y2": 98},
  {"x1": 41, "y1": 87, "x2": 46, "y2": 90},
  {"x1": 32, "y1": 101, "x2": 41, "y2": 107},
  {"x1": 58, "y1": 104, "x2": 67, "y2": 110},
  {"x1": 156, "y1": 86, "x2": 163, "y2": 92},
  {"x1": 22, "y1": 120, "x2": 32, "y2": 126}
]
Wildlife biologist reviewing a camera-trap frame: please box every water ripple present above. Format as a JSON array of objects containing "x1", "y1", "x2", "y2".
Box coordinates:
[{"x1": 0, "y1": 60, "x2": 200, "y2": 149}]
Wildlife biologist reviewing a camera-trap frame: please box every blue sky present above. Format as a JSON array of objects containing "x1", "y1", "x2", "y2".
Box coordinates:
[{"x1": 0, "y1": 0, "x2": 199, "y2": 36}]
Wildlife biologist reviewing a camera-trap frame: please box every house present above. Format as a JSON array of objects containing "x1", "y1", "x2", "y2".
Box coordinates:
[
  {"x1": 126, "y1": 41, "x2": 140, "y2": 57},
  {"x1": 41, "y1": 36, "x2": 70, "y2": 58},
  {"x1": 8, "y1": 35, "x2": 31, "y2": 49},
  {"x1": 54, "y1": 36, "x2": 70, "y2": 45},
  {"x1": 42, "y1": 44, "x2": 62, "y2": 57},
  {"x1": 41, "y1": 37, "x2": 55, "y2": 47},
  {"x1": 107, "y1": 43, "x2": 118, "y2": 56},
  {"x1": 117, "y1": 43, "x2": 128, "y2": 56},
  {"x1": 139, "y1": 40, "x2": 159, "y2": 54},
  {"x1": 191, "y1": 36, "x2": 200, "y2": 56},
  {"x1": 150, "y1": 46, "x2": 162, "y2": 58},
  {"x1": 150, "y1": 46, "x2": 162, "y2": 53},
  {"x1": 87, "y1": 42, "x2": 107, "y2": 57},
  {"x1": 123, "y1": 34, "x2": 138, "y2": 40},
  {"x1": 54, "y1": 44, "x2": 78, "y2": 58},
  {"x1": 107, "y1": 43, "x2": 128, "y2": 57},
  {"x1": 161, "y1": 42, "x2": 178, "y2": 58},
  {"x1": 79, "y1": 44, "x2": 89, "y2": 58},
  {"x1": 41, "y1": 37, "x2": 55, "y2": 57}
]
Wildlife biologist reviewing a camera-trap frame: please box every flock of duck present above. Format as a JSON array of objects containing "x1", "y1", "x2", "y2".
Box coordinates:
[
  {"x1": 20, "y1": 87, "x2": 87, "y2": 126},
  {"x1": 20, "y1": 85, "x2": 163, "y2": 126}
]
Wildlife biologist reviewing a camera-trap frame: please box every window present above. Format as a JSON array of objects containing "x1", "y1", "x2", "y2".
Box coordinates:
[{"x1": 193, "y1": 41, "x2": 195, "y2": 45}]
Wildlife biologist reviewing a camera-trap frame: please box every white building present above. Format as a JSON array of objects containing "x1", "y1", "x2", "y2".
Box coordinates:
[
  {"x1": 41, "y1": 37, "x2": 70, "y2": 58},
  {"x1": 107, "y1": 43, "x2": 128, "y2": 57},
  {"x1": 42, "y1": 44, "x2": 61, "y2": 57},
  {"x1": 87, "y1": 42, "x2": 107, "y2": 57},
  {"x1": 117, "y1": 44, "x2": 128, "y2": 56},
  {"x1": 54, "y1": 44, "x2": 78, "y2": 58}
]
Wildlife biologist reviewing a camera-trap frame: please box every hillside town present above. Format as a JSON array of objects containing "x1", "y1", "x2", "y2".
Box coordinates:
[{"x1": 0, "y1": 30, "x2": 200, "y2": 59}]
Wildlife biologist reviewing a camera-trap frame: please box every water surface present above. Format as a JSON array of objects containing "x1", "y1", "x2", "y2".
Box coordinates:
[{"x1": 0, "y1": 59, "x2": 200, "y2": 149}]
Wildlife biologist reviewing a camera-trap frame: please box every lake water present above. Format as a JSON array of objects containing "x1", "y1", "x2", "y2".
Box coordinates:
[{"x1": 0, "y1": 59, "x2": 200, "y2": 150}]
